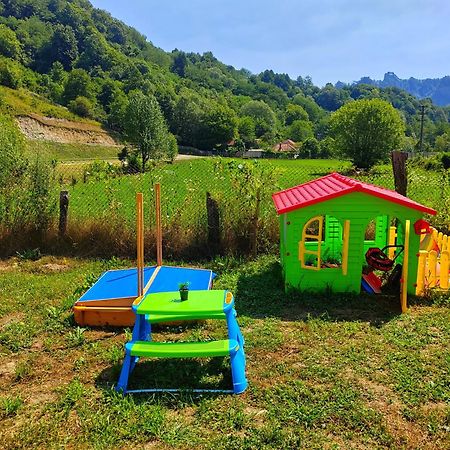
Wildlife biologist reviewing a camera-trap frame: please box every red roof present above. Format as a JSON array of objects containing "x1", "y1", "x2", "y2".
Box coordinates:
[{"x1": 272, "y1": 172, "x2": 436, "y2": 215}]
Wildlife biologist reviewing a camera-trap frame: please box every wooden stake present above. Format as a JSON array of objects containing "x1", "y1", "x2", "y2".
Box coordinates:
[
  {"x1": 59, "y1": 191, "x2": 69, "y2": 236},
  {"x1": 155, "y1": 183, "x2": 163, "y2": 266},
  {"x1": 136, "y1": 193, "x2": 144, "y2": 297},
  {"x1": 391, "y1": 151, "x2": 408, "y2": 197}
]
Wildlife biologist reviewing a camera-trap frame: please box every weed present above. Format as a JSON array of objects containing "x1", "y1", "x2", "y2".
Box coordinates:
[
  {"x1": 66, "y1": 327, "x2": 86, "y2": 347},
  {"x1": 0, "y1": 321, "x2": 35, "y2": 352},
  {"x1": 16, "y1": 247, "x2": 41, "y2": 261},
  {"x1": 15, "y1": 358, "x2": 33, "y2": 381},
  {"x1": 0, "y1": 396, "x2": 23, "y2": 418}
]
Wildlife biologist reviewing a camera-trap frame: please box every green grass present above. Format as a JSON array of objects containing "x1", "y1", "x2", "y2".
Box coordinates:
[
  {"x1": 67, "y1": 157, "x2": 350, "y2": 224},
  {"x1": 28, "y1": 140, "x2": 120, "y2": 162},
  {"x1": 0, "y1": 86, "x2": 99, "y2": 125},
  {"x1": 0, "y1": 255, "x2": 449, "y2": 449},
  {"x1": 62, "y1": 157, "x2": 449, "y2": 246}
]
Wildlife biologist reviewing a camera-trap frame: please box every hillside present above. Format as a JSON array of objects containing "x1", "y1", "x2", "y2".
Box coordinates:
[
  {"x1": 0, "y1": 0, "x2": 449, "y2": 154},
  {"x1": 339, "y1": 72, "x2": 450, "y2": 107}
]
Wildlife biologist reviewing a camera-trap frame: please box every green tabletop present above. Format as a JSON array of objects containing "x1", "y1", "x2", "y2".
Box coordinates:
[{"x1": 135, "y1": 290, "x2": 233, "y2": 317}]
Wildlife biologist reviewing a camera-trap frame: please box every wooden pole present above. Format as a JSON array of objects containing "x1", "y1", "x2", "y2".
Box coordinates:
[
  {"x1": 391, "y1": 151, "x2": 408, "y2": 197},
  {"x1": 136, "y1": 193, "x2": 144, "y2": 297},
  {"x1": 155, "y1": 183, "x2": 163, "y2": 266},
  {"x1": 58, "y1": 190, "x2": 69, "y2": 236}
]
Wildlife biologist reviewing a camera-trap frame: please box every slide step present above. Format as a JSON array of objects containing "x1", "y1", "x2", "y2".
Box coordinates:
[{"x1": 128, "y1": 339, "x2": 238, "y2": 358}]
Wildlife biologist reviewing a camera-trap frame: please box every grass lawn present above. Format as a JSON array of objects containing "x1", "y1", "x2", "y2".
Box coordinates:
[
  {"x1": 67, "y1": 157, "x2": 351, "y2": 225},
  {"x1": 0, "y1": 255, "x2": 449, "y2": 449},
  {"x1": 28, "y1": 140, "x2": 120, "y2": 162}
]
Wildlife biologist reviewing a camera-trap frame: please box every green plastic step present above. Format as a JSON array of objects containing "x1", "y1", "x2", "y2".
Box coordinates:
[{"x1": 129, "y1": 339, "x2": 238, "y2": 358}]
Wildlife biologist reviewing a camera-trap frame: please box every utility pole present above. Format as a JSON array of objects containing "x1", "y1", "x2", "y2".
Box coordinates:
[{"x1": 419, "y1": 104, "x2": 426, "y2": 153}]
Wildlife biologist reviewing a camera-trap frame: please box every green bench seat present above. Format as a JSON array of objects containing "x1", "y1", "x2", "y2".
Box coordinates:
[{"x1": 128, "y1": 339, "x2": 239, "y2": 358}]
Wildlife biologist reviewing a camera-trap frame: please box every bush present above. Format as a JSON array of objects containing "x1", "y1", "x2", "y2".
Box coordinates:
[
  {"x1": 0, "y1": 57, "x2": 23, "y2": 89},
  {"x1": 68, "y1": 96, "x2": 93, "y2": 118},
  {"x1": 83, "y1": 160, "x2": 118, "y2": 182},
  {"x1": 25, "y1": 158, "x2": 57, "y2": 234}
]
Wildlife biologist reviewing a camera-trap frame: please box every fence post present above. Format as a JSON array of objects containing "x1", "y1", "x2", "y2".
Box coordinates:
[
  {"x1": 206, "y1": 192, "x2": 220, "y2": 255},
  {"x1": 391, "y1": 151, "x2": 408, "y2": 196},
  {"x1": 441, "y1": 251, "x2": 449, "y2": 290},
  {"x1": 59, "y1": 190, "x2": 69, "y2": 237}
]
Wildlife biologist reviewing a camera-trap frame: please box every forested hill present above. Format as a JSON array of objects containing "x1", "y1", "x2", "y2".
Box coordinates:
[
  {"x1": 0, "y1": 0, "x2": 450, "y2": 153},
  {"x1": 338, "y1": 72, "x2": 450, "y2": 107}
]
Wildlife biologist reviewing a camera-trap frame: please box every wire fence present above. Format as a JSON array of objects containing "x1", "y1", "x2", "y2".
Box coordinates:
[{"x1": 1, "y1": 155, "x2": 449, "y2": 259}]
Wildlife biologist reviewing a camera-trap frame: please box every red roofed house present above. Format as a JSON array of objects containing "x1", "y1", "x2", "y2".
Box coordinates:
[{"x1": 272, "y1": 173, "x2": 436, "y2": 307}]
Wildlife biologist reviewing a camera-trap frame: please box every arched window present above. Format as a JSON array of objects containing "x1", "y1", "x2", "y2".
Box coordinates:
[
  {"x1": 299, "y1": 216, "x2": 323, "y2": 270},
  {"x1": 299, "y1": 216, "x2": 350, "y2": 274}
]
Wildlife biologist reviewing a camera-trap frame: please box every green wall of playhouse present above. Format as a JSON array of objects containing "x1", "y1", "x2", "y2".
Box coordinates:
[{"x1": 278, "y1": 191, "x2": 422, "y2": 295}]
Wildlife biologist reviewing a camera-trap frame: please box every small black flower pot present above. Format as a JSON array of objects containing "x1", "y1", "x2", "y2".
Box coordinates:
[{"x1": 179, "y1": 289, "x2": 189, "y2": 301}]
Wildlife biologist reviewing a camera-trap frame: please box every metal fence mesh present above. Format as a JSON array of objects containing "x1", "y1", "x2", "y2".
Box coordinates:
[{"x1": 2, "y1": 155, "x2": 449, "y2": 258}]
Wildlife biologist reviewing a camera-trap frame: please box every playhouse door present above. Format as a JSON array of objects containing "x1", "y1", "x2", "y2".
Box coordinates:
[{"x1": 400, "y1": 220, "x2": 410, "y2": 313}]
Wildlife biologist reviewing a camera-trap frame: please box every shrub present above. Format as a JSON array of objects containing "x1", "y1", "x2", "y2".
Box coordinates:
[
  {"x1": 68, "y1": 96, "x2": 93, "y2": 118},
  {"x1": 0, "y1": 57, "x2": 23, "y2": 89}
]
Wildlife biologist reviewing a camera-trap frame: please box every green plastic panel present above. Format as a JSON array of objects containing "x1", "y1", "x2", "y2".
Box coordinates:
[
  {"x1": 130, "y1": 339, "x2": 238, "y2": 358},
  {"x1": 137, "y1": 290, "x2": 228, "y2": 316},
  {"x1": 148, "y1": 312, "x2": 226, "y2": 324}
]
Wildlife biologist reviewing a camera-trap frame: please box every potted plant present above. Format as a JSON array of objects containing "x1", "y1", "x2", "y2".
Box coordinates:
[{"x1": 179, "y1": 281, "x2": 190, "y2": 301}]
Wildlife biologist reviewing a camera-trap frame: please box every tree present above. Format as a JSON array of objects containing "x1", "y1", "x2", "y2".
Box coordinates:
[
  {"x1": 0, "y1": 25, "x2": 22, "y2": 60},
  {"x1": 285, "y1": 103, "x2": 308, "y2": 125},
  {"x1": 124, "y1": 91, "x2": 171, "y2": 172},
  {"x1": 196, "y1": 103, "x2": 238, "y2": 150},
  {"x1": 0, "y1": 57, "x2": 23, "y2": 88},
  {"x1": 288, "y1": 119, "x2": 314, "y2": 142},
  {"x1": 171, "y1": 51, "x2": 187, "y2": 77},
  {"x1": 47, "y1": 24, "x2": 78, "y2": 71},
  {"x1": 238, "y1": 116, "x2": 256, "y2": 148},
  {"x1": 171, "y1": 90, "x2": 203, "y2": 146},
  {"x1": 240, "y1": 100, "x2": 277, "y2": 137},
  {"x1": 63, "y1": 68, "x2": 93, "y2": 103},
  {"x1": 292, "y1": 94, "x2": 324, "y2": 122},
  {"x1": 330, "y1": 98, "x2": 405, "y2": 169},
  {"x1": 435, "y1": 133, "x2": 450, "y2": 152},
  {"x1": 315, "y1": 84, "x2": 351, "y2": 111}
]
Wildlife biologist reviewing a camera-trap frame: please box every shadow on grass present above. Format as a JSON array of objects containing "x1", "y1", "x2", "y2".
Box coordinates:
[
  {"x1": 233, "y1": 259, "x2": 401, "y2": 327},
  {"x1": 95, "y1": 357, "x2": 233, "y2": 406}
]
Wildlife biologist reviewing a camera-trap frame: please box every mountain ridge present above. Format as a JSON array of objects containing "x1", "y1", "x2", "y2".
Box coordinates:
[{"x1": 336, "y1": 72, "x2": 450, "y2": 106}]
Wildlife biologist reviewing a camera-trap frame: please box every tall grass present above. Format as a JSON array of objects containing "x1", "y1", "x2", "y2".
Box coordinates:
[{"x1": 1, "y1": 155, "x2": 449, "y2": 259}]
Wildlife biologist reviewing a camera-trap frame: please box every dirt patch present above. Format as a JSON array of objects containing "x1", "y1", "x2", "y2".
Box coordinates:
[
  {"x1": 16, "y1": 114, "x2": 119, "y2": 146},
  {"x1": 346, "y1": 371, "x2": 431, "y2": 449},
  {"x1": 39, "y1": 263, "x2": 70, "y2": 273},
  {"x1": 0, "y1": 312, "x2": 26, "y2": 330},
  {"x1": 0, "y1": 360, "x2": 16, "y2": 379},
  {"x1": 0, "y1": 260, "x2": 17, "y2": 272}
]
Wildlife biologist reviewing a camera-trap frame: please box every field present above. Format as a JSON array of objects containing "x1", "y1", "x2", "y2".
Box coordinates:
[
  {"x1": 66, "y1": 158, "x2": 351, "y2": 224},
  {"x1": 63, "y1": 156, "x2": 449, "y2": 239},
  {"x1": 0, "y1": 255, "x2": 449, "y2": 449},
  {"x1": 30, "y1": 140, "x2": 120, "y2": 162}
]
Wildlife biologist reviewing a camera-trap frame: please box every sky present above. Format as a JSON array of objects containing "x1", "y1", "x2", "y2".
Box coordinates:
[{"x1": 90, "y1": 0, "x2": 450, "y2": 86}]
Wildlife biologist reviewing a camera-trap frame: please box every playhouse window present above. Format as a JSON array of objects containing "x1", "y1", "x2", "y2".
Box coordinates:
[{"x1": 299, "y1": 216, "x2": 350, "y2": 274}]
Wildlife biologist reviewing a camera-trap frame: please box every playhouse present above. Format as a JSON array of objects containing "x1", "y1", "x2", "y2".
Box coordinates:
[{"x1": 272, "y1": 173, "x2": 437, "y2": 302}]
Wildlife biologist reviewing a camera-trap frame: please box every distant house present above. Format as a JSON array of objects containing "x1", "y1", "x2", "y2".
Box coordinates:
[
  {"x1": 273, "y1": 139, "x2": 297, "y2": 152},
  {"x1": 242, "y1": 149, "x2": 265, "y2": 159}
]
